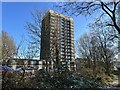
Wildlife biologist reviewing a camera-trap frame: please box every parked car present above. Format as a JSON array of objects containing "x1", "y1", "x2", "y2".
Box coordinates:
[
  {"x1": 0, "y1": 65, "x2": 14, "y2": 73},
  {"x1": 15, "y1": 67, "x2": 22, "y2": 71}
]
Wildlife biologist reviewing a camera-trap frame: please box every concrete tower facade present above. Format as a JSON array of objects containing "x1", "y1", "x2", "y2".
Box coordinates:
[{"x1": 40, "y1": 10, "x2": 75, "y2": 71}]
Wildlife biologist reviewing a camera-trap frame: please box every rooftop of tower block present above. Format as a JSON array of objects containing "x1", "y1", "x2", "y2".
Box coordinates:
[{"x1": 42, "y1": 10, "x2": 73, "y2": 21}]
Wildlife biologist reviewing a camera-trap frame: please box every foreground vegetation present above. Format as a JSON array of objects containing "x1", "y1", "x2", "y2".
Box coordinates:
[{"x1": 2, "y1": 68, "x2": 116, "y2": 89}]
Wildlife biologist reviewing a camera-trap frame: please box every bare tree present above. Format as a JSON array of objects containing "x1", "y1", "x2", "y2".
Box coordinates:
[
  {"x1": 77, "y1": 33, "x2": 99, "y2": 76},
  {"x1": 57, "y1": 1, "x2": 120, "y2": 34},
  {"x1": 1, "y1": 31, "x2": 17, "y2": 65},
  {"x1": 25, "y1": 9, "x2": 45, "y2": 60},
  {"x1": 77, "y1": 24, "x2": 117, "y2": 76},
  {"x1": 90, "y1": 24, "x2": 117, "y2": 75}
]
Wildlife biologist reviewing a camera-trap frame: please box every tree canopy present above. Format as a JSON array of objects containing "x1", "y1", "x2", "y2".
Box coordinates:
[
  {"x1": 1, "y1": 31, "x2": 16, "y2": 65},
  {"x1": 57, "y1": 1, "x2": 120, "y2": 34}
]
